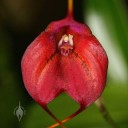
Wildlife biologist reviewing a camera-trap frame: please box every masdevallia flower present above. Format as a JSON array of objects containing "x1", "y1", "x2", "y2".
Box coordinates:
[{"x1": 21, "y1": 0, "x2": 108, "y2": 127}]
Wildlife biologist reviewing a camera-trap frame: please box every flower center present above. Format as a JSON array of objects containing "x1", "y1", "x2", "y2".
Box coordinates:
[{"x1": 58, "y1": 34, "x2": 74, "y2": 56}]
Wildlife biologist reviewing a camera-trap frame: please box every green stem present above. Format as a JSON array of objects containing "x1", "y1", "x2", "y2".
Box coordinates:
[{"x1": 95, "y1": 97, "x2": 119, "y2": 128}]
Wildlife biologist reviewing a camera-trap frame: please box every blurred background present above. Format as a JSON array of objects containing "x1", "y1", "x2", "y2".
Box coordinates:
[{"x1": 0, "y1": 0, "x2": 128, "y2": 128}]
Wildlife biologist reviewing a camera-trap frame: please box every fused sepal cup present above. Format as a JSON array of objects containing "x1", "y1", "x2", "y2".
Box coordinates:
[
  {"x1": 21, "y1": 16, "x2": 108, "y2": 108},
  {"x1": 21, "y1": 0, "x2": 108, "y2": 126}
]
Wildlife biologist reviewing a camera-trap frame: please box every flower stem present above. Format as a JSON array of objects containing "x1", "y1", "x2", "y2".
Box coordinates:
[
  {"x1": 95, "y1": 97, "x2": 119, "y2": 128},
  {"x1": 42, "y1": 106, "x2": 66, "y2": 128},
  {"x1": 48, "y1": 106, "x2": 84, "y2": 128},
  {"x1": 67, "y1": 0, "x2": 73, "y2": 17}
]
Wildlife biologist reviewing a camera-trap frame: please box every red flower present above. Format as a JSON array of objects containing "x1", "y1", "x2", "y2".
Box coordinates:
[{"x1": 21, "y1": 0, "x2": 108, "y2": 127}]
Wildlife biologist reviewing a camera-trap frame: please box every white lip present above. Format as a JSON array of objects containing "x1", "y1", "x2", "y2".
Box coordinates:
[{"x1": 58, "y1": 34, "x2": 74, "y2": 47}]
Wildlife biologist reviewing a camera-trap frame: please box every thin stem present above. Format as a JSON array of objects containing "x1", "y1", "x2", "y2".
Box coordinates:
[
  {"x1": 67, "y1": 0, "x2": 73, "y2": 17},
  {"x1": 42, "y1": 106, "x2": 66, "y2": 128},
  {"x1": 95, "y1": 97, "x2": 119, "y2": 128},
  {"x1": 48, "y1": 106, "x2": 84, "y2": 128}
]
